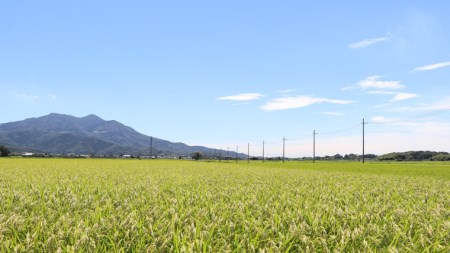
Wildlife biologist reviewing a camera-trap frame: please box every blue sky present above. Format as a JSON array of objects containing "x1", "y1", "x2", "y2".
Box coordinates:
[{"x1": 1, "y1": 1, "x2": 450, "y2": 157}]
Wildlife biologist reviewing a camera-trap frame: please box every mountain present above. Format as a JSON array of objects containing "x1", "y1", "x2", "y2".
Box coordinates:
[{"x1": 0, "y1": 113, "x2": 240, "y2": 157}]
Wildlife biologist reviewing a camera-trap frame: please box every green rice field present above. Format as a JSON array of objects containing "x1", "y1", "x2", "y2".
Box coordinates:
[{"x1": 0, "y1": 158, "x2": 449, "y2": 252}]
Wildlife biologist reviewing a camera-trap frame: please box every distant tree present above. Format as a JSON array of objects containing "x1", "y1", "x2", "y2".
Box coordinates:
[
  {"x1": 192, "y1": 152, "x2": 203, "y2": 160},
  {"x1": 346, "y1": 153, "x2": 358, "y2": 160},
  {"x1": 333, "y1": 154, "x2": 343, "y2": 160},
  {"x1": 431, "y1": 154, "x2": 450, "y2": 161},
  {"x1": 364, "y1": 154, "x2": 377, "y2": 159},
  {"x1": 0, "y1": 146, "x2": 11, "y2": 157},
  {"x1": 378, "y1": 151, "x2": 449, "y2": 161},
  {"x1": 378, "y1": 153, "x2": 398, "y2": 161}
]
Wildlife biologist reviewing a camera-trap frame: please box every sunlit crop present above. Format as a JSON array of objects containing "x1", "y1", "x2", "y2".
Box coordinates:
[{"x1": 0, "y1": 159, "x2": 449, "y2": 252}]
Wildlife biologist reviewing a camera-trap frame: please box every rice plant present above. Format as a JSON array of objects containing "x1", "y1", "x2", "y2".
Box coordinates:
[{"x1": 0, "y1": 159, "x2": 448, "y2": 252}]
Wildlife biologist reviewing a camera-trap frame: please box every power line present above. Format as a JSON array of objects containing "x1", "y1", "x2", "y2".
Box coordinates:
[
  {"x1": 283, "y1": 136, "x2": 310, "y2": 142},
  {"x1": 264, "y1": 140, "x2": 283, "y2": 145},
  {"x1": 150, "y1": 136, "x2": 153, "y2": 159},
  {"x1": 367, "y1": 111, "x2": 450, "y2": 125},
  {"x1": 362, "y1": 118, "x2": 368, "y2": 164},
  {"x1": 317, "y1": 124, "x2": 360, "y2": 135},
  {"x1": 247, "y1": 143, "x2": 250, "y2": 163},
  {"x1": 417, "y1": 108, "x2": 450, "y2": 118},
  {"x1": 262, "y1": 140, "x2": 265, "y2": 163},
  {"x1": 313, "y1": 130, "x2": 318, "y2": 163},
  {"x1": 368, "y1": 119, "x2": 415, "y2": 125},
  {"x1": 199, "y1": 115, "x2": 450, "y2": 161}
]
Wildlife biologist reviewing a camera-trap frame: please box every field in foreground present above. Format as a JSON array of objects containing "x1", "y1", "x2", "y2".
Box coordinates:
[{"x1": 0, "y1": 159, "x2": 449, "y2": 252}]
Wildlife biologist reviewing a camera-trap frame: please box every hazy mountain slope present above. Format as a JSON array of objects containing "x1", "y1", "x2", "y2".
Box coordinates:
[{"x1": 0, "y1": 113, "x2": 240, "y2": 157}]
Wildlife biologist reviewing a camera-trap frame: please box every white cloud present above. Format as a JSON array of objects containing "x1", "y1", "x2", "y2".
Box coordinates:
[
  {"x1": 16, "y1": 93, "x2": 39, "y2": 101},
  {"x1": 340, "y1": 86, "x2": 353, "y2": 91},
  {"x1": 48, "y1": 93, "x2": 57, "y2": 99},
  {"x1": 332, "y1": 123, "x2": 450, "y2": 155},
  {"x1": 391, "y1": 93, "x2": 419, "y2": 102},
  {"x1": 260, "y1": 96, "x2": 353, "y2": 111},
  {"x1": 370, "y1": 117, "x2": 426, "y2": 130},
  {"x1": 370, "y1": 118, "x2": 450, "y2": 134},
  {"x1": 385, "y1": 97, "x2": 450, "y2": 113},
  {"x1": 364, "y1": 129, "x2": 450, "y2": 154},
  {"x1": 369, "y1": 115, "x2": 406, "y2": 124},
  {"x1": 371, "y1": 115, "x2": 388, "y2": 123},
  {"x1": 356, "y1": 76, "x2": 404, "y2": 90},
  {"x1": 320, "y1": 112, "x2": 345, "y2": 116},
  {"x1": 412, "y1": 61, "x2": 450, "y2": 72},
  {"x1": 368, "y1": 90, "x2": 419, "y2": 101},
  {"x1": 277, "y1": 89, "x2": 296, "y2": 93},
  {"x1": 349, "y1": 37, "x2": 389, "y2": 49},
  {"x1": 422, "y1": 98, "x2": 450, "y2": 111},
  {"x1": 217, "y1": 93, "x2": 264, "y2": 101}
]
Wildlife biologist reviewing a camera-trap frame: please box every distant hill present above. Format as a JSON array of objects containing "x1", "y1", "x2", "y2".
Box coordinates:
[{"x1": 0, "y1": 113, "x2": 239, "y2": 157}]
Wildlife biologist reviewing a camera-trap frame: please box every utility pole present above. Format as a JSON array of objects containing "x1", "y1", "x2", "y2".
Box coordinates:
[
  {"x1": 282, "y1": 137, "x2": 285, "y2": 163},
  {"x1": 262, "y1": 140, "x2": 265, "y2": 163},
  {"x1": 313, "y1": 130, "x2": 318, "y2": 163},
  {"x1": 247, "y1": 143, "x2": 250, "y2": 163},
  {"x1": 236, "y1": 145, "x2": 238, "y2": 163},
  {"x1": 219, "y1": 149, "x2": 222, "y2": 162},
  {"x1": 227, "y1": 147, "x2": 229, "y2": 163},
  {"x1": 362, "y1": 118, "x2": 368, "y2": 164},
  {"x1": 150, "y1": 136, "x2": 153, "y2": 159}
]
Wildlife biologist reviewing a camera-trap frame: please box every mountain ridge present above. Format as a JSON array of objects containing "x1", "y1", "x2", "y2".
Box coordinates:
[{"x1": 0, "y1": 113, "x2": 238, "y2": 157}]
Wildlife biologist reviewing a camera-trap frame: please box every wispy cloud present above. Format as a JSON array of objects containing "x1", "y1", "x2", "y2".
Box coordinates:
[
  {"x1": 48, "y1": 93, "x2": 57, "y2": 99},
  {"x1": 369, "y1": 115, "x2": 450, "y2": 135},
  {"x1": 371, "y1": 115, "x2": 388, "y2": 123},
  {"x1": 341, "y1": 86, "x2": 354, "y2": 91},
  {"x1": 217, "y1": 93, "x2": 264, "y2": 101},
  {"x1": 349, "y1": 37, "x2": 389, "y2": 49},
  {"x1": 370, "y1": 115, "x2": 408, "y2": 125},
  {"x1": 412, "y1": 61, "x2": 450, "y2": 72},
  {"x1": 367, "y1": 129, "x2": 450, "y2": 154},
  {"x1": 16, "y1": 93, "x2": 39, "y2": 101},
  {"x1": 421, "y1": 98, "x2": 450, "y2": 112},
  {"x1": 368, "y1": 90, "x2": 419, "y2": 102},
  {"x1": 344, "y1": 76, "x2": 405, "y2": 91},
  {"x1": 383, "y1": 97, "x2": 450, "y2": 113},
  {"x1": 260, "y1": 96, "x2": 353, "y2": 111},
  {"x1": 320, "y1": 112, "x2": 345, "y2": 116},
  {"x1": 391, "y1": 93, "x2": 419, "y2": 102},
  {"x1": 356, "y1": 76, "x2": 404, "y2": 90},
  {"x1": 277, "y1": 89, "x2": 296, "y2": 94}
]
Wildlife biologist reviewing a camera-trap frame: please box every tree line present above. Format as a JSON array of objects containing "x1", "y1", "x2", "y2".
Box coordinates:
[
  {"x1": 191, "y1": 151, "x2": 450, "y2": 161},
  {"x1": 377, "y1": 151, "x2": 450, "y2": 161},
  {"x1": 1, "y1": 146, "x2": 449, "y2": 161},
  {"x1": 0, "y1": 146, "x2": 11, "y2": 157}
]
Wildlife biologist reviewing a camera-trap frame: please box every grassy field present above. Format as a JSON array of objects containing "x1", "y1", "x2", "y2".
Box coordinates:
[{"x1": 0, "y1": 158, "x2": 449, "y2": 252}]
